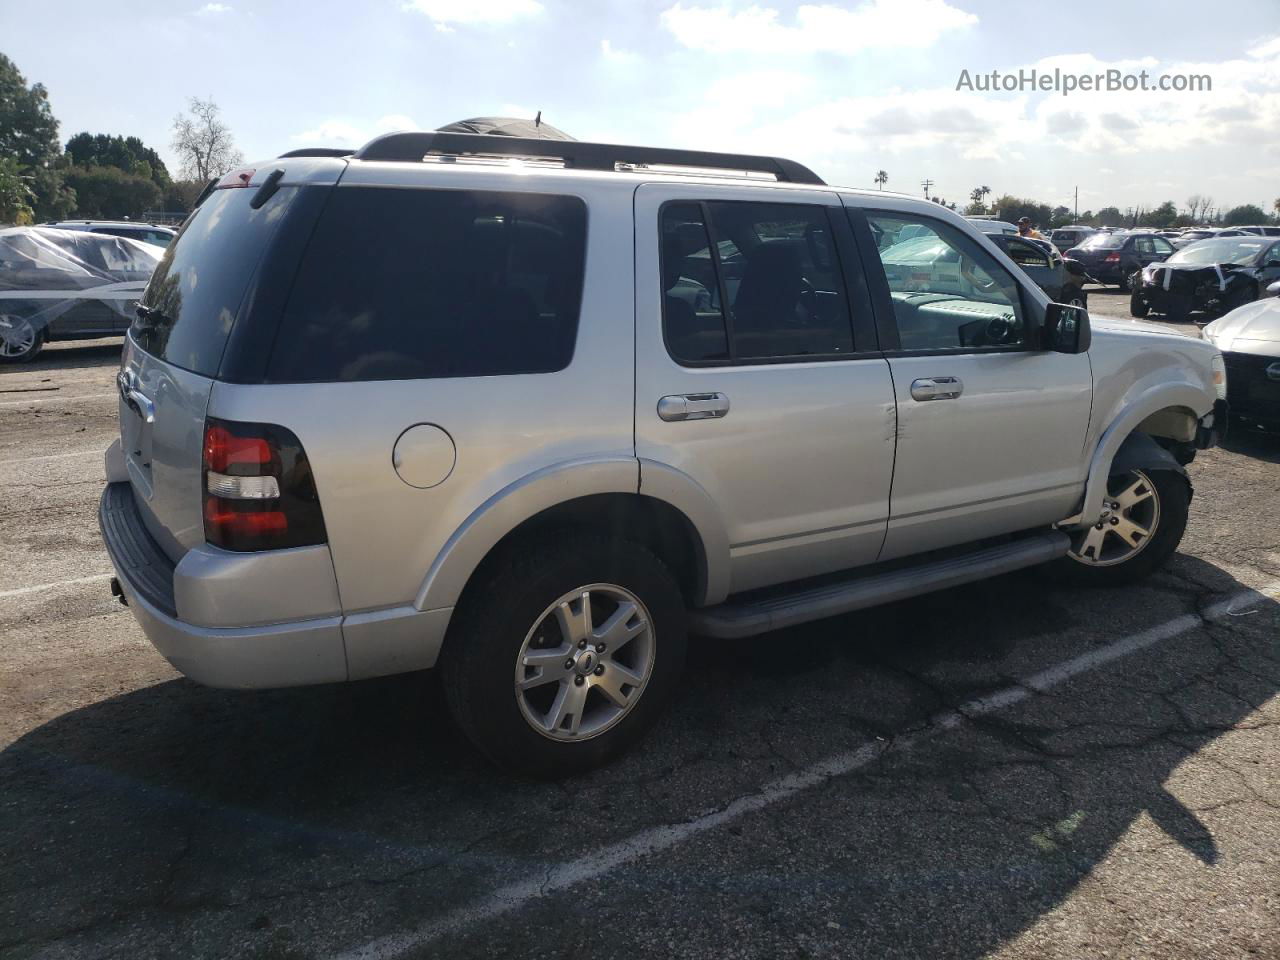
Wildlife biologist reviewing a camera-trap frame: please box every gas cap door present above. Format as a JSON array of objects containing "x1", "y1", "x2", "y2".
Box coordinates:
[{"x1": 392, "y1": 424, "x2": 456, "y2": 489}]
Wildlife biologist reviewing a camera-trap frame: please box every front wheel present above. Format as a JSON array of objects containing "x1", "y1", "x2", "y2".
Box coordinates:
[
  {"x1": 1054, "y1": 468, "x2": 1189, "y2": 586},
  {"x1": 440, "y1": 534, "x2": 687, "y2": 777},
  {"x1": 1118, "y1": 270, "x2": 1134, "y2": 293},
  {"x1": 1064, "y1": 287, "x2": 1088, "y2": 309},
  {"x1": 1129, "y1": 289, "x2": 1149, "y2": 317}
]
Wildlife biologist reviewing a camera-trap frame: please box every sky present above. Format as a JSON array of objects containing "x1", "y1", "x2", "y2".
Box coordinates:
[{"x1": 2, "y1": 0, "x2": 1278, "y2": 216}]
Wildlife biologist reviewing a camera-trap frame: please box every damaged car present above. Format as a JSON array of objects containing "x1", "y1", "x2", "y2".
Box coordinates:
[
  {"x1": 1202, "y1": 282, "x2": 1280, "y2": 429},
  {"x1": 1130, "y1": 236, "x2": 1280, "y2": 324},
  {"x1": 0, "y1": 227, "x2": 160, "y2": 362}
]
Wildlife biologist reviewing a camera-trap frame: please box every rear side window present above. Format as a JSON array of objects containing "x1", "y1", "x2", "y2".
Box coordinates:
[
  {"x1": 266, "y1": 188, "x2": 587, "y2": 383},
  {"x1": 660, "y1": 200, "x2": 855, "y2": 365},
  {"x1": 133, "y1": 186, "x2": 303, "y2": 376}
]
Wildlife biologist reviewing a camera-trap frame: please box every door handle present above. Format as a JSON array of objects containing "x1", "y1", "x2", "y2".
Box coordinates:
[
  {"x1": 910, "y1": 377, "x2": 963, "y2": 402},
  {"x1": 657, "y1": 392, "x2": 730, "y2": 422}
]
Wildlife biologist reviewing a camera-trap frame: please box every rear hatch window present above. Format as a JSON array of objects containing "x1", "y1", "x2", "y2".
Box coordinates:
[{"x1": 132, "y1": 185, "x2": 310, "y2": 376}]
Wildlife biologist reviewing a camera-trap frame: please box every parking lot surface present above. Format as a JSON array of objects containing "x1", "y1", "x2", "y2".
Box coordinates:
[{"x1": 2, "y1": 289, "x2": 1278, "y2": 960}]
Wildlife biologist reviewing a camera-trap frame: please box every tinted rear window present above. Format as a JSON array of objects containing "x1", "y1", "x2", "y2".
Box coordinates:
[
  {"x1": 132, "y1": 186, "x2": 303, "y2": 376},
  {"x1": 265, "y1": 187, "x2": 587, "y2": 383}
]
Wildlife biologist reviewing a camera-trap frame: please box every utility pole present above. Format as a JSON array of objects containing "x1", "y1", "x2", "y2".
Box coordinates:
[
  {"x1": 920, "y1": 178, "x2": 934, "y2": 200},
  {"x1": 1074, "y1": 185, "x2": 1078, "y2": 220}
]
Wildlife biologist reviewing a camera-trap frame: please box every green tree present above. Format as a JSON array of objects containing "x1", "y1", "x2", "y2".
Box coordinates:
[
  {"x1": 1049, "y1": 205, "x2": 1072, "y2": 228},
  {"x1": 0, "y1": 53, "x2": 76, "y2": 221},
  {"x1": 1138, "y1": 201, "x2": 1178, "y2": 228},
  {"x1": 65, "y1": 132, "x2": 171, "y2": 187},
  {"x1": 0, "y1": 156, "x2": 35, "y2": 224},
  {"x1": 1094, "y1": 206, "x2": 1123, "y2": 226},
  {"x1": 990, "y1": 194, "x2": 1052, "y2": 228},
  {"x1": 1222, "y1": 203, "x2": 1267, "y2": 226},
  {"x1": 874, "y1": 169, "x2": 887, "y2": 189},
  {"x1": 62, "y1": 166, "x2": 162, "y2": 220}
]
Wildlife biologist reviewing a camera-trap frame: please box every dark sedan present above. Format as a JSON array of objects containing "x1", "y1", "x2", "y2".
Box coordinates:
[
  {"x1": 1064, "y1": 232, "x2": 1175, "y2": 290},
  {"x1": 1130, "y1": 236, "x2": 1280, "y2": 323},
  {"x1": 989, "y1": 234, "x2": 1090, "y2": 306}
]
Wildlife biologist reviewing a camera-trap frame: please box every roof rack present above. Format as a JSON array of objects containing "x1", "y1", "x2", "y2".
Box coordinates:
[
  {"x1": 277, "y1": 147, "x2": 356, "y2": 159},
  {"x1": 350, "y1": 132, "x2": 825, "y2": 185}
]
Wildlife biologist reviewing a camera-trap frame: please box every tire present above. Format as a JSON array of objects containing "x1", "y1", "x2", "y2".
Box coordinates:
[
  {"x1": 1216, "y1": 282, "x2": 1259, "y2": 318},
  {"x1": 1129, "y1": 289, "x2": 1149, "y2": 317},
  {"x1": 1118, "y1": 270, "x2": 1133, "y2": 293},
  {"x1": 0, "y1": 314, "x2": 45, "y2": 363},
  {"x1": 440, "y1": 533, "x2": 687, "y2": 777},
  {"x1": 1064, "y1": 287, "x2": 1088, "y2": 309},
  {"x1": 1052, "y1": 468, "x2": 1189, "y2": 587}
]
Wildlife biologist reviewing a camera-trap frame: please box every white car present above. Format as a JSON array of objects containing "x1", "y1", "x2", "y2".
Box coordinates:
[
  {"x1": 1202, "y1": 282, "x2": 1280, "y2": 429},
  {"x1": 966, "y1": 217, "x2": 1018, "y2": 236},
  {"x1": 43, "y1": 220, "x2": 177, "y2": 248}
]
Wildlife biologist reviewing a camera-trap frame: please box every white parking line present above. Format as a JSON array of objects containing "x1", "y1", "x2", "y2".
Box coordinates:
[
  {"x1": 0, "y1": 392, "x2": 115, "y2": 408},
  {"x1": 332, "y1": 579, "x2": 1280, "y2": 960},
  {"x1": 0, "y1": 448, "x2": 103, "y2": 467},
  {"x1": 0, "y1": 573, "x2": 113, "y2": 600}
]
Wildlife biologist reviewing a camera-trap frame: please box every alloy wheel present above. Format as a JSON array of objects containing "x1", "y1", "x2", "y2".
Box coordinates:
[
  {"x1": 0, "y1": 315, "x2": 36, "y2": 358},
  {"x1": 514, "y1": 583, "x2": 656, "y2": 741},
  {"x1": 1068, "y1": 469, "x2": 1162, "y2": 567}
]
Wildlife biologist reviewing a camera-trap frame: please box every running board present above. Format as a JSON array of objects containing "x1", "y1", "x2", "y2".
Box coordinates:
[{"x1": 689, "y1": 531, "x2": 1071, "y2": 640}]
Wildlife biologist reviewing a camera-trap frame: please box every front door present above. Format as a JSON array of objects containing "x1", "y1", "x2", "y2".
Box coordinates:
[
  {"x1": 850, "y1": 202, "x2": 1093, "y2": 561},
  {"x1": 634, "y1": 183, "x2": 897, "y2": 596}
]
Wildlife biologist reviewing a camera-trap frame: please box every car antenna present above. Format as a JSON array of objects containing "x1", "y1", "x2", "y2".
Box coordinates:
[{"x1": 535, "y1": 110, "x2": 541, "y2": 128}]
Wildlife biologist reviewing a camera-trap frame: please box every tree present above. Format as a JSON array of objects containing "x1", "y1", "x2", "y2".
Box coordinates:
[
  {"x1": 1139, "y1": 201, "x2": 1178, "y2": 228},
  {"x1": 0, "y1": 53, "x2": 73, "y2": 221},
  {"x1": 171, "y1": 97, "x2": 243, "y2": 182},
  {"x1": 1185, "y1": 194, "x2": 1213, "y2": 223},
  {"x1": 1095, "y1": 206, "x2": 1123, "y2": 226},
  {"x1": 1049, "y1": 205, "x2": 1072, "y2": 228},
  {"x1": 65, "y1": 133, "x2": 171, "y2": 187},
  {"x1": 991, "y1": 194, "x2": 1051, "y2": 228},
  {"x1": 874, "y1": 170, "x2": 887, "y2": 190},
  {"x1": 62, "y1": 166, "x2": 162, "y2": 220},
  {"x1": 0, "y1": 157, "x2": 35, "y2": 224},
  {"x1": 968, "y1": 187, "x2": 986, "y2": 213},
  {"x1": 1222, "y1": 204, "x2": 1267, "y2": 226}
]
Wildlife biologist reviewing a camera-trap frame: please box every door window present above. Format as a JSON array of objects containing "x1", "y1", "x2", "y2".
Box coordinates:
[
  {"x1": 1004, "y1": 237, "x2": 1050, "y2": 268},
  {"x1": 866, "y1": 213, "x2": 1027, "y2": 351},
  {"x1": 1152, "y1": 237, "x2": 1174, "y2": 256},
  {"x1": 660, "y1": 201, "x2": 856, "y2": 364}
]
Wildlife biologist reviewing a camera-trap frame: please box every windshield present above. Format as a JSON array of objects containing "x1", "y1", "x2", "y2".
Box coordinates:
[
  {"x1": 1168, "y1": 238, "x2": 1266, "y2": 265},
  {"x1": 880, "y1": 236, "x2": 958, "y2": 264}
]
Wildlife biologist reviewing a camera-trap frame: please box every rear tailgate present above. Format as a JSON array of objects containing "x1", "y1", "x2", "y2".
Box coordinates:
[{"x1": 121, "y1": 162, "x2": 340, "y2": 563}]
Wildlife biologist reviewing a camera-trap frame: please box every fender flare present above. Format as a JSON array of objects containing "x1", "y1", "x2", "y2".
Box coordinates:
[
  {"x1": 414, "y1": 457, "x2": 640, "y2": 613},
  {"x1": 413, "y1": 457, "x2": 732, "y2": 612},
  {"x1": 1071, "y1": 382, "x2": 1207, "y2": 527}
]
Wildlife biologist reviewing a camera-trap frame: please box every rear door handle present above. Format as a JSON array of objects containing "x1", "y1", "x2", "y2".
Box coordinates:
[
  {"x1": 910, "y1": 377, "x2": 963, "y2": 402},
  {"x1": 657, "y1": 392, "x2": 730, "y2": 421}
]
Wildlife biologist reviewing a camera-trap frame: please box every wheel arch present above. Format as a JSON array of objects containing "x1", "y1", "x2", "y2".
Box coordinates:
[
  {"x1": 415, "y1": 458, "x2": 729, "y2": 616},
  {"x1": 1072, "y1": 383, "x2": 1206, "y2": 527}
]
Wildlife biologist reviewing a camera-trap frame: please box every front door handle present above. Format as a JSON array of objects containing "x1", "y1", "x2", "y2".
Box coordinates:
[
  {"x1": 910, "y1": 377, "x2": 963, "y2": 402},
  {"x1": 657, "y1": 392, "x2": 730, "y2": 422}
]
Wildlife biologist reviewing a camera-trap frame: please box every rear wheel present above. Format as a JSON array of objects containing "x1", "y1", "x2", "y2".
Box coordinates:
[
  {"x1": 1118, "y1": 270, "x2": 1134, "y2": 293},
  {"x1": 1064, "y1": 287, "x2": 1088, "y2": 309},
  {"x1": 1129, "y1": 289, "x2": 1149, "y2": 317},
  {"x1": 0, "y1": 315, "x2": 44, "y2": 363},
  {"x1": 441, "y1": 534, "x2": 687, "y2": 777},
  {"x1": 1055, "y1": 468, "x2": 1189, "y2": 586}
]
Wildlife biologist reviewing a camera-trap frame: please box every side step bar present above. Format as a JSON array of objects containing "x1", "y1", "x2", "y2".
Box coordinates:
[{"x1": 689, "y1": 531, "x2": 1070, "y2": 640}]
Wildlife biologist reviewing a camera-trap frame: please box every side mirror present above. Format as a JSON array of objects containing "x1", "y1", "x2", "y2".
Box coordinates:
[
  {"x1": 1043, "y1": 302, "x2": 1091, "y2": 354},
  {"x1": 1268, "y1": 280, "x2": 1280, "y2": 295}
]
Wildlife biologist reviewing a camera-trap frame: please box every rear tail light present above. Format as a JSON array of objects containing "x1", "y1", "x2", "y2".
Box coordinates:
[
  {"x1": 1104, "y1": 252, "x2": 1120, "y2": 263},
  {"x1": 202, "y1": 418, "x2": 326, "y2": 551}
]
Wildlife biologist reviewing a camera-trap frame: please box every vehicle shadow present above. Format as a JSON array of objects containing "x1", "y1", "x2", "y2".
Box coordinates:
[
  {"x1": 6, "y1": 340, "x2": 123, "y2": 375},
  {"x1": 1222, "y1": 424, "x2": 1280, "y2": 464},
  {"x1": 0, "y1": 554, "x2": 1275, "y2": 958}
]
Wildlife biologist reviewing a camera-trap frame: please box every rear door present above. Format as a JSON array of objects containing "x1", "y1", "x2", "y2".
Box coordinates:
[
  {"x1": 121, "y1": 174, "x2": 332, "y2": 561},
  {"x1": 634, "y1": 183, "x2": 896, "y2": 595},
  {"x1": 847, "y1": 201, "x2": 1093, "y2": 560}
]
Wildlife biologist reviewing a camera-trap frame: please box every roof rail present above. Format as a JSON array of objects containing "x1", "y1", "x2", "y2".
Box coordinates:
[
  {"x1": 277, "y1": 147, "x2": 355, "y2": 159},
  {"x1": 350, "y1": 132, "x2": 825, "y2": 185}
]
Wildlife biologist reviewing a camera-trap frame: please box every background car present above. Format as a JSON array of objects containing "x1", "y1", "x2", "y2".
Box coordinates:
[
  {"x1": 1049, "y1": 225, "x2": 1096, "y2": 251},
  {"x1": 1131, "y1": 236, "x2": 1280, "y2": 323},
  {"x1": 989, "y1": 233, "x2": 1090, "y2": 306},
  {"x1": 965, "y1": 217, "x2": 1018, "y2": 236},
  {"x1": 1201, "y1": 287, "x2": 1280, "y2": 429},
  {"x1": 42, "y1": 220, "x2": 177, "y2": 248},
  {"x1": 1237, "y1": 226, "x2": 1280, "y2": 237},
  {"x1": 0, "y1": 226, "x2": 160, "y2": 362},
  {"x1": 1064, "y1": 231, "x2": 1175, "y2": 290}
]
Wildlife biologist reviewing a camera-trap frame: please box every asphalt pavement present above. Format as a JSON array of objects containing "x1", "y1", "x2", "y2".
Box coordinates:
[{"x1": 1, "y1": 289, "x2": 1278, "y2": 960}]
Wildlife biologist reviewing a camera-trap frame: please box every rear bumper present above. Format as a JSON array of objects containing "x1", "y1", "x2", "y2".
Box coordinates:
[{"x1": 99, "y1": 482, "x2": 348, "y2": 689}]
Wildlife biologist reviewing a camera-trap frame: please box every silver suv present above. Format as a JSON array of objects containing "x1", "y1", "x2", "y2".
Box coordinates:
[{"x1": 100, "y1": 133, "x2": 1228, "y2": 775}]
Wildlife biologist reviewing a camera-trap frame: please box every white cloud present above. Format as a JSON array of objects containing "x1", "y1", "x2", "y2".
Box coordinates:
[
  {"x1": 660, "y1": 0, "x2": 978, "y2": 54},
  {"x1": 403, "y1": 0, "x2": 543, "y2": 28},
  {"x1": 291, "y1": 115, "x2": 421, "y2": 147},
  {"x1": 600, "y1": 39, "x2": 640, "y2": 64},
  {"x1": 195, "y1": 2, "x2": 232, "y2": 14}
]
